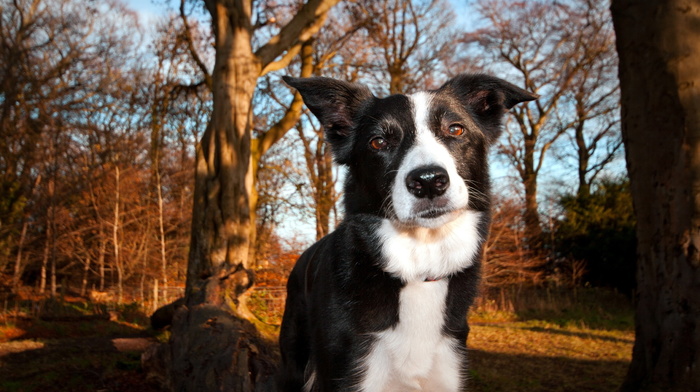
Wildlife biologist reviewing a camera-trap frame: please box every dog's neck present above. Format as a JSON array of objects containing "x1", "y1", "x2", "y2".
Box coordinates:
[{"x1": 377, "y1": 210, "x2": 484, "y2": 283}]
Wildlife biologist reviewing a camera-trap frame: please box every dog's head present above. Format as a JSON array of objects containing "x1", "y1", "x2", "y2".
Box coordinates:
[{"x1": 284, "y1": 74, "x2": 536, "y2": 229}]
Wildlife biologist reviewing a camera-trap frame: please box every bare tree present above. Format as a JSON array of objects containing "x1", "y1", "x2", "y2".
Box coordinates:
[
  {"x1": 347, "y1": 0, "x2": 465, "y2": 94},
  {"x1": 483, "y1": 196, "x2": 547, "y2": 288},
  {"x1": 468, "y1": 0, "x2": 620, "y2": 242},
  {"x1": 555, "y1": 0, "x2": 621, "y2": 198},
  {"x1": 152, "y1": 1, "x2": 340, "y2": 390},
  {"x1": 296, "y1": 120, "x2": 338, "y2": 240},
  {"x1": 611, "y1": 0, "x2": 700, "y2": 390},
  {"x1": 0, "y1": 0, "x2": 146, "y2": 293}
]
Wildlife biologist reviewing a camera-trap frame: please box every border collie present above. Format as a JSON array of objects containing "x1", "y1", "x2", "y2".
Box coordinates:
[{"x1": 278, "y1": 74, "x2": 536, "y2": 392}]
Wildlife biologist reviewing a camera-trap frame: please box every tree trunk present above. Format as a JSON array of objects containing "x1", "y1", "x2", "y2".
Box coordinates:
[
  {"x1": 388, "y1": 63, "x2": 407, "y2": 95},
  {"x1": 155, "y1": 1, "x2": 339, "y2": 390},
  {"x1": 113, "y1": 165, "x2": 123, "y2": 304},
  {"x1": 574, "y1": 121, "x2": 591, "y2": 199},
  {"x1": 98, "y1": 228, "x2": 106, "y2": 291},
  {"x1": 39, "y1": 221, "x2": 49, "y2": 294},
  {"x1": 611, "y1": 1, "x2": 700, "y2": 390},
  {"x1": 12, "y1": 219, "x2": 28, "y2": 291},
  {"x1": 315, "y1": 139, "x2": 334, "y2": 239},
  {"x1": 81, "y1": 255, "x2": 90, "y2": 297},
  {"x1": 156, "y1": 167, "x2": 168, "y2": 288},
  {"x1": 50, "y1": 233, "x2": 56, "y2": 297},
  {"x1": 185, "y1": 3, "x2": 258, "y2": 308},
  {"x1": 13, "y1": 174, "x2": 41, "y2": 292},
  {"x1": 298, "y1": 122, "x2": 336, "y2": 241},
  {"x1": 521, "y1": 135, "x2": 542, "y2": 245},
  {"x1": 40, "y1": 175, "x2": 55, "y2": 295}
]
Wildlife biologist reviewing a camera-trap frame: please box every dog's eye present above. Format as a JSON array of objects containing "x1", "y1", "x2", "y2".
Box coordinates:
[
  {"x1": 447, "y1": 124, "x2": 465, "y2": 137},
  {"x1": 369, "y1": 137, "x2": 388, "y2": 150}
]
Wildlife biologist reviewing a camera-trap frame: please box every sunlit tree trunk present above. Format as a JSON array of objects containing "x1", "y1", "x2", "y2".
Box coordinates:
[
  {"x1": 297, "y1": 122, "x2": 337, "y2": 240},
  {"x1": 81, "y1": 255, "x2": 90, "y2": 297},
  {"x1": 113, "y1": 165, "x2": 123, "y2": 304},
  {"x1": 39, "y1": 220, "x2": 48, "y2": 294},
  {"x1": 160, "y1": 1, "x2": 339, "y2": 390},
  {"x1": 611, "y1": 0, "x2": 700, "y2": 390},
  {"x1": 40, "y1": 173, "x2": 56, "y2": 295},
  {"x1": 98, "y1": 229, "x2": 106, "y2": 291},
  {"x1": 185, "y1": 2, "x2": 259, "y2": 307},
  {"x1": 156, "y1": 169, "x2": 168, "y2": 288},
  {"x1": 521, "y1": 145, "x2": 541, "y2": 242}
]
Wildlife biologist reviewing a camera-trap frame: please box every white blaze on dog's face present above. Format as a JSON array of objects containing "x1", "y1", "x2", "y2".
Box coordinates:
[{"x1": 390, "y1": 91, "x2": 470, "y2": 228}]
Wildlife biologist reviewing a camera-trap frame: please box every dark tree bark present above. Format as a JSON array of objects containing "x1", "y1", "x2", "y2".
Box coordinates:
[{"x1": 611, "y1": 1, "x2": 700, "y2": 390}]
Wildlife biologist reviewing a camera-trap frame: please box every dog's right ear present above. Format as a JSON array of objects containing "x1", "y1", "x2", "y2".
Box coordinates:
[{"x1": 283, "y1": 76, "x2": 374, "y2": 163}]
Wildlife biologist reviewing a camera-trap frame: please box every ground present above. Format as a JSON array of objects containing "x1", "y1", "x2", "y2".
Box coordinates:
[
  {"x1": 0, "y1": 287, "x2": 633, "y2": 392},
  {"x1": 0, "y1": 297, "x2": 164, "y2": 392},
  {"x1": 468, "y1": 322, "x2": 633, "y2": 391}
]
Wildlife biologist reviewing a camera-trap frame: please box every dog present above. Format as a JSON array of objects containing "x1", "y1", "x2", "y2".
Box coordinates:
[{"x1": 278, "y1": 74, "x2": 536, "y2": 391}]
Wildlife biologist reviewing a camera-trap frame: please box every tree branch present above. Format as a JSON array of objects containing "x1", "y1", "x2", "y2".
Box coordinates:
[
  {"x1": 255, "y1": 0, "x2": 339, "y2": 67},
  {"x1": 180, "y1": 0, "x2": 212, "y2": 89},
  {"x1": 254, "y1": 40, "x2": 315, "y2": 165},
  {"x1": 260, "y1": 43, "x2": 302, "y2": 77}
]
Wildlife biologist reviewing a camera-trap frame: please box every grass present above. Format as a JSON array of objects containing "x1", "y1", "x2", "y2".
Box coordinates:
[
  {"x1": 0, "y1": 287, "x2": 634, "y2": 392},
  {"x1": 0, "y1": 338, "x2": 154, "y2": 392},
  {"x1": 468, "y1": 321, "x2": 633, "y2": 391},
  {"x1": 0, "y1": 296, "x2": 162, "y2": 392},
  {"x1": 467, "y1": 287, "x2": 634, "y2": 391}
]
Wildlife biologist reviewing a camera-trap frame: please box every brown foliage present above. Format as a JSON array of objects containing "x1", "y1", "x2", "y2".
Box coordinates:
[
  {"x1": 0, "y1": 0, "x2": 204, "y2": 307},
  {"x1": 483, "y1": 196, "x2": 547, "y2": 289}
]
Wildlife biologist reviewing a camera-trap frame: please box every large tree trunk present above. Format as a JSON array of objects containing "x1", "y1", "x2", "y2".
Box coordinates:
[
  {"x1": 185, "y1": 2, "x2": 258, "y2": 308},
  {"x1": 152, "y1": 1, "x2": 339, "y2": 391},
  {"x1": 611, "y1": 1, "x2": 700, "y2": 390},
  {"x1": 167, "y1": 4, "x2": 268, "y2": 390},
  {"x1": 520, "y1": 133, "x2": 542, "y2": 245}
]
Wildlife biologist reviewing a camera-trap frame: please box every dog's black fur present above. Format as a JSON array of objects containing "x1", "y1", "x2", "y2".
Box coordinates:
[{"x1": 278, "y1": 74, "x2": 536, "y2": 391}]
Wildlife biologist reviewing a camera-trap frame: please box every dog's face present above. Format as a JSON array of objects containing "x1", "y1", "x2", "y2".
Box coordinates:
[{"x1": 284, "y1": 74, "x2": 536, "y2": 229}]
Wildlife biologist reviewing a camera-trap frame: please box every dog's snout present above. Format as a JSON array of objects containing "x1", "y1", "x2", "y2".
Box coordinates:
[{"x1": 405, "y1": 166, "x2": 450, "y2": 199}]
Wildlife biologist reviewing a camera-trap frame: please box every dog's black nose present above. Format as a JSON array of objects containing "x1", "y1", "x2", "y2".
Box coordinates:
[{"x1": 405, "y1": 166, "x2": 450, "y2": 199}]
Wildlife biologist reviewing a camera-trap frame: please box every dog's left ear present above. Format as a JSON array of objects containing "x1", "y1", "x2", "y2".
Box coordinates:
[{"x1": 439, "y1": 74, "x2": 538, "y2": 142}]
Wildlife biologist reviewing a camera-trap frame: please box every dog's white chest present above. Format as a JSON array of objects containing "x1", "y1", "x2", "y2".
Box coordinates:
[
  {"x1": 378, "y1": 211, "x2": 483, "y2": 282},
  {"x1": 359, "y1": 280, "x2": 462, "y2": 392}
]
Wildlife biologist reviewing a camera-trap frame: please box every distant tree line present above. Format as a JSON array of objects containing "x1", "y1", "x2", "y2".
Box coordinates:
[
  {"x1": 0, "y1": 0, "x2": 210, "y2": 303},
  {"x1": 0, "y1": 0, "x2": 630, "y2": 301}
]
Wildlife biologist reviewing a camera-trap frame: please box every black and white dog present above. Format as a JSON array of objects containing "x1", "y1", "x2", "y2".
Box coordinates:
[{"x1": 278, "y1": 74, "x2": 536, "y2": 391}]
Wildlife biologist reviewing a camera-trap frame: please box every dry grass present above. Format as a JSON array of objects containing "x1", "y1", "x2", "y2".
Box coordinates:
[
  {"x1": 0, "y1": 287, "x2": 633, "y2": 391},
  {"x1": 0, "y1": 296, "x2": 162, "y2": 392},
  {"x1": 468, "y1": 321, "x2": 633, "y2": 391},
  {"x1": 467, "y1": 287, "x2": 634, "y2": 391}
]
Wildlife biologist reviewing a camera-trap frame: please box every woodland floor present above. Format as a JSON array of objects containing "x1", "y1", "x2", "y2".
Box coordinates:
[{"x1": 0, "y1": 288, "x2": 633, "y2": 392}]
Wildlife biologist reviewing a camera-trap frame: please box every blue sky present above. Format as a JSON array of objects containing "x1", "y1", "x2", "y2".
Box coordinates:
[{"x1": 125, "y1": 0, "x2": 165, "y2": 16}]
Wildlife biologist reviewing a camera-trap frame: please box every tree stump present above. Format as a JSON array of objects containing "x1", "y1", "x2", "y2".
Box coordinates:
[{"x1": 143, "y1": 304, "x2": 279, "y2": 391}]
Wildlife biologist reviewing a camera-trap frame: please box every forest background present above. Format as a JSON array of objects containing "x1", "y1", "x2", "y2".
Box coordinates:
[
  {"x1": 0, "y1": 0, "x2": 642, "y2": 390},
  {"x1": 0, "y1": 0, "x2": 630, "y2": 307}
]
